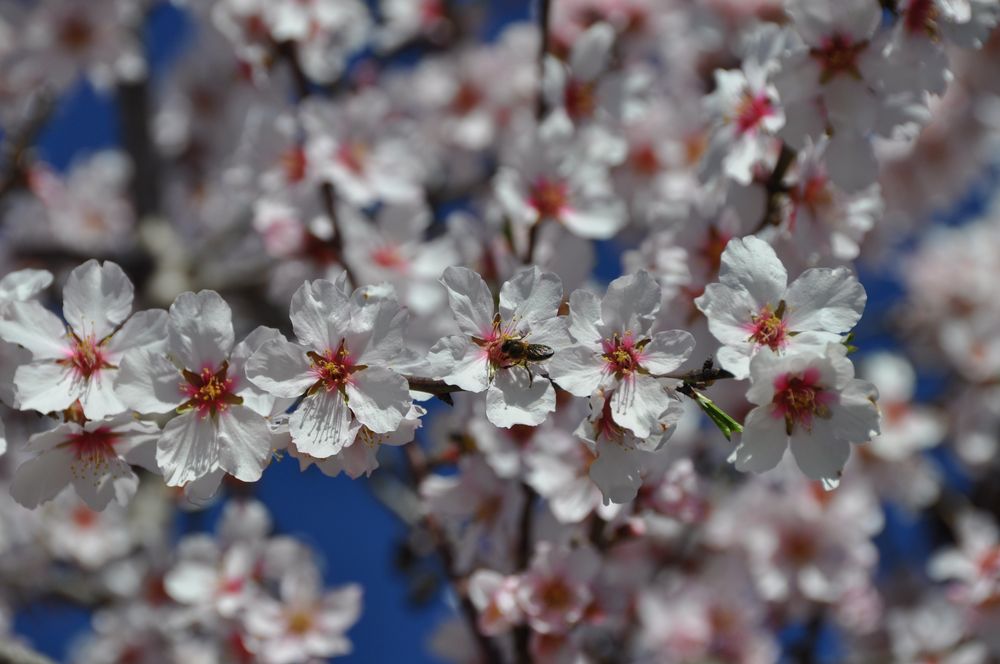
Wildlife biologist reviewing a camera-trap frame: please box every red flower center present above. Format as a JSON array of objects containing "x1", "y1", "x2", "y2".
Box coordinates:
[
  {"x1": 601, "y1": 332, "x2": 647, "y2": 379},
  {"x1": 371, "y1": 244, "x2": 408, "y2": 270},
  {"x1": 734, "y1": 92, "x2": 775, "y2": 135},
  {"x1": 746, "y1": 302, "x2": 789, "y2": 351},
  {"x1": 308, "y1": 341, "x2": 361, "y2": 392},
  {"x1": 337, "y1": 142, "x2": 368, "y2": 175},
  {"x1": 629, "y1": 143, "x2": 661, "y2": 176},
  {"x1": 58, "y1": 14, "x2": 94, "y2": 52},
  {"x1": 68, "y1": 427, "x2": 119, "y2": 463},
  {"x1": 450, "y1": 81, "x2": 482, "y2": 116},
  {"x1": 904, "y1": 0, "x2": 939, "y2": 37},
  {"x1": 64, "y1": 332, "x2": 111, "y2": 379},
  {"x1": 565, "y1": 79, "x2": 598, "y2": 120},
  {"x1": 771, "y1": 368, "x2": 834, "y2": 434},
  {"x1": 810, "y1": 33, "x2": 867, "y2": 83},
  {"x1": 529, "y1": 178, "x2": 569, "y2": 220},
  {"x1": 281, "y1": 147, "x2": 308, "y2": 184},
  {"x1": 180, "y1": 363, "x2": 241, "y2": 417}
]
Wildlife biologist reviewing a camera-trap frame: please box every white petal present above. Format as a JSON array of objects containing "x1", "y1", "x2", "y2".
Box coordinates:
[
  {"x1": 640, "y1": 330, "x2": 695, "y2": 374},
  {"x1": 0, "y1": 300, "x2": 69, "y2": 359},
  {"x1": 609, "y1": 374, "x2": 670, "y2": 438},
  {"x1": 589, "y1": 442, "x2": 643, "y2": 505},
  {"x1": 783, "y1": 267, "x2": 866, "y2": 333},
  {"x1": 570, "y1": 22, "x2": 615, "y2": 81},
  {"x1": 116, "y1": 347, "x2": 185, "y2": 414},
  {"x1": 157, "y1": 412, "x2": 219, "y2": 486},
  {"x1": 77, "y1": 367, "x2": 127, "y2": 420},
  {"x1": 72, "y1": 454, "x2": 139, "y2": 510},
  {"x1": 168, "y1": 291, "x2": 234, "y2": 371},
  {"x1": 290, "y1": 278, "x2": 352, "y2": 351},
  {"x1": 346, "y1": 366, "x2": 410, "y2": 434},
  {"x1": 290, "y1": 388, "x2": 356, "y2": 458},
  {"x1": 499, "y1": 267, "x2": 563, "y2": 327},
  {"x1": 0, "y1": 268, "x2": 52, "y2": 301},
  {"x1": 105, "y1": 309, "x2": 168, "y2": 358},
  {"x1": 13, "y1": 362, "x2": 78, "y2": 413},
  {"x1": 696, "y1": 282, "x2": 762, "y2": 348},
  {"x1": 10, "y1": 447, "x2": 74, "y2": 508},
  {"x1": 433, "y1": 335, "x2": 489, "y2": 393},
  {"x1": 245, "y1": 338, "x2": 315, "y2": 399},
  {"x1": 486, "y1": 368, "x2": 555, "y2": 428},
  {"x1": 62, "y1": 260, "x2": 133, "y2": 339},
  {"x1": 561, "y1": 203, "x2": 627, "y2": 239},
  {"x1": 789, "y1": 418, "x2": 850, "y2": 485},
  {"x1": 548, "y1": 345, "x2": 605, "y2": 397},
  {"x1": 566, "y1": 289, "x2": 603, "y2": 345},
  {"x1": 216, "y1": 407, "x2": 272, "y2": 483},
  {"x1": 600, "y1": 272, "x2": 661, "y2": 335},
  {"x1": 717, "y1": 236, "x2": 787, "y2": 306},
  {"x1": 441, "y1": 266, "x2": 495, "y2": 337},
  {"x1": 733, "y1": 406, "x2": 788, "y2": 473},
  {"x1": 830, "y1": 379, "x2": 881, "y2": 443},
  {"x1": 824, "y1": 131, "x2": 877, "y2": 194}
]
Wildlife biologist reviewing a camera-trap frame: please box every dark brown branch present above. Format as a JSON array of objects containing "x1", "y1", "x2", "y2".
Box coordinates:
[
  {"x1": 535, "y1": 0, "x2": 552, "y2": 120},
  {"x1": 0, "y1": 92, "x2": 55, "y2": 200},
  {"x1": 754, "y1": 142, "x2": 797, "y2": 233},
  {"x1": 117, "y1": 79, "x2": 161, "y2": 219}
]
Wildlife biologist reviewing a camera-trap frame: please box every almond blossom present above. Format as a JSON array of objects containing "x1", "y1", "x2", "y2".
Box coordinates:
[
  {"x1": 245, "y1": 277, "x2": 412, "y2": 459},
  {"x1": 430, "y1": 266, "x2": 569, "y2": 428},
  {"x1": 548, "y1": 271, "x2": 695, "y2": 438},
  {"x1": 695, "y1": 236, "x2": 866, "y2": 378},
  {"x1": 115, "y1": 291, "x2": 281, "y2": 487},
  {"x1": 0, "y1": 260, "x2": 166, "y2": 420},
  {"x1": 735, "y1": 343, "x2": 880, "y2": 488}
]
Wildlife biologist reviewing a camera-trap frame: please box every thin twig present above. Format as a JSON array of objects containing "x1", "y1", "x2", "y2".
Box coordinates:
[
  {"x1": 753, "y1": 142, "x2": 797, "y2": 233},
  {"x1": 0, "y1": 91, "x2": 55, "y2": 201}
]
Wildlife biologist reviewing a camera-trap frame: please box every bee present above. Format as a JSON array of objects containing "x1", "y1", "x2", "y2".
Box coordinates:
[{"x1": 497, "y1": 338, "x2": 554, "y2": 387}]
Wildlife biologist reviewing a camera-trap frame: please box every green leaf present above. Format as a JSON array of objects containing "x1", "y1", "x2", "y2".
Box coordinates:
[{"x1": 691, "y1": 390, "x2": 743, "y2": 441}]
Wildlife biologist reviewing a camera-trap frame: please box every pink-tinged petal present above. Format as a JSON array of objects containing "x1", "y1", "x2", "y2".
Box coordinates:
[
  {"x1": 486, "y1": 368, "x2": 555, "y2": 428},
  {"x1": 498, "y1": 267, "x2": 564, "y2": 328},
  {"x1": 640, "y1": 330, "x2": 695, "y2": 374},
  {"x1": 246, "y1": 338, "x2": 314, "y2": 399},
  {"x1": 72, "y1": 454, "x2": 138, "y2": 511},
  {"x1": 0, "y1": 300, "x2": 69, "y2": 360},
  {"x1": 783, "y1": 267, "x2": 866, "y2": 333},
  {"x1": 789, "y1": 417, "x2": 850, "y2": 488},
  {"x1": 0, "y1": 268, "x2": 52, "y2": 301},
  {"x1": 115, "y1": 347, "x2": 185, "y2": 414},
  {"x1": 717, "y1": 236, "x2": 787, "y2": 306},
  {"x1": 10, "y1": 446, "x2": 74, "y2": 508},
  {"x1": 105, "y1": 309, "x2": 168, "y2": 359},
  {"x1": 216, "y1": 407, "x2": 272, "y2": 483},
  {"x1": 77, "y1": 367, "x2": 126, "y2": 420},
  {"x1": 440, "y1": 266, "x2": 495, "y2": 337},
  {"x1": 290, "y1": 278, "x2": 352, "y2": 351},
  {"x1": 62, "y1": 260, "x2": 133, "y2": 339},
  {"x1": 600, "y1": 272, "x2": 660, "y2": 336},
  {"x1": 168, "y1": 291, "x2": 234, "y2": 371},
  {"x1": 548, "y1": 346, "x2": 605, "y2": 397},
  {"x1": 589, "y1": 441, "x2": 644, "y2": 505},
  {"x1": 290, "y1": 388, "x2": 357, "y2": 459},
  {"x1": 157, "y1": 411, "x2": 219, "y2": 487},
  {"x1": 733, "y1": 405, "x2": 788, "y2": 473},
  {"x1": 609, "y1": 374, "x2": 671, "y2": 439},
  {"x1": 431, "y1": 335, "x2": 489, "y2": 393},
  {"x1": 13, "y1": 362, "x2": 78, "y2": 413},
  {"x1": 696, "y1": 282, "x2": 763, "y2": 349},
  {"x1": 346, "y1": 366, "x2": 410, "y2": 434}
]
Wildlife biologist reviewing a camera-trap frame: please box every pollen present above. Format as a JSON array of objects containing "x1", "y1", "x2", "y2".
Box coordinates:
[
  {"x1": 601, "y1": 332, "x2": 645, "y2": 379},
  {"x1": 63, "y1": 332, "x2": 111, "y2": 379},
  {"x1": 529, "y1": 178, "x2": 569, "y2": 221},
  {"x1": 733, "y1": 92, "x2": 775, "y2": 135},
  {"x1": 771, "y1": 368, "x2": 834, "y2": 435},
  {"x1": 180, "y1": 363, "x2": 241, "y2": 417},
  {"x1": 810, "y1": 33, "x2": 867, "y2": 83},
  {"x1": 308, "y1": 341, "x2": 360, "y2": 392},
  {"x1": 747, "y1": 302, "x2": 789, "y2": 351}
]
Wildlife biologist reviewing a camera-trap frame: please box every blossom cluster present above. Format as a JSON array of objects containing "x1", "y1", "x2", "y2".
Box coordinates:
[{"x1": 1, "y1": 0, "x2": 999, "y2": 662}]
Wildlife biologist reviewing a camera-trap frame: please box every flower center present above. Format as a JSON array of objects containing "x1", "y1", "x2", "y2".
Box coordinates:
[
  {"x1": 450, "y1": 81, "x2": 482, "y2": 115},
  {"x1": 904, "y1": 0, "x2": 939, "y2": 37},
  {"x1": 601, "y1": 332, "x2": 647, "y2": 379},
  {"x1": 746, "y1": 302, "x2": 788, "y2": 351},
  {"x1": 538, "y1": 579, "x2": 574, "y2": 610},
  {"x1": 336, "y1": 142, "x2": 368, "y2": 175},
  {"x1": 371, "y1": 244, "x2": 408, "y2": 270},
  {"x1": 771, "y1": 368, "x2": 833, "y2": 434},
  {"x1": 564, "y1": 79, "x2": 598, "y2": 119},
  {"x1": 810, "y1": 33, "x2": 867, "y2": 83},
  {"x1": 281, "y1": 147, "x2": 308, "y2": 184},
  {"x1": 58, "y1": 14, "x2": 94, "y2": 52},
  {"x1": 308, "y1": 341, "x2": 361, "y2": 392},
  {"x1": 734, "y1": 92, "x2": 775, "y2": 135},
  {"x1": 529, "y1": 178, "x2": 569, "y2": 220},
  {"x1": 287, "y1": 610, "x2": 314, "y2": 635},
  {"x1": 68, "y1": 427, "x2": 118, "y2": 465},
  {"x1": 72, "y1": 505, "x2": 99, "y2": 528},
  {"x1": 629, "y1": 143, "x2": 660, "y2": 176},
  {"x1": 65, "y1": 332, "x2": 111, "y2": 379},
  {"x1": 180, "y1": 363, "x2": 242, "y2": 417}
]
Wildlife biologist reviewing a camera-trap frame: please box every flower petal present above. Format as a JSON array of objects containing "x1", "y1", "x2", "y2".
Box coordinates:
[
  {"x1": 346, "y1": 366, "x2": 410, "y2": 433},
  {"x1": 10, "y1": 446, "x2": 74, "y2": 508},
  {"x1": 246, "y1": 338, "x2": 314, "y2": 399},
  {"x1": 548, "y1": 345, "x2": 605, "y2": 397},
  {"x1": 486, "y1": 368, "x2": 555, "y2": 427},
  {"x1": 116, "y1": 347, "x2": 185, "y2": 414},
  {"x1": 640, "y1": 330, "x2": 695, "y2": 374},
  {"x1": 783, "y1": 267, "x2": 866, "y2": 334},
  {"x1": 13, "y1": 362, "x2": 78, "y2": 414},
  {"x1": 216, "y1": 407, "x2": 272, "y2": 483},
  {"x1": 290, "y1": 388, "x2": 357, "y2": 459},
  {"x1": 62, "y1": 260, "x2": 133, "y2": 339},
  {"x1": 168, "y1": 291, "x2": 234, "y2": 371},
  {"x1": 157, "y1": 412, "x2": 219, "y2": 487},
  {"x1": 717, "y1": 236, "x2": 787, "y2": 306},
  {"x1": 0, "y1": 300, "x2": 69, "y2": 360},
  {"x1": 441, "y1": 266, "x2": 495, "y2": 337},
  {"x1": 733, "y1": 406, "x2": 788, "y2": 473}
]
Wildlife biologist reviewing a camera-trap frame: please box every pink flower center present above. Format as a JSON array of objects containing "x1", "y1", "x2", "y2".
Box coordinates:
[
  {"x1": 281, "y1": 147, "x2": 308, "y2": 184},
  {"x1": 564, "y1": 80, "x2": 598, "y2": 120},
  {"x1": 287, "y1": 609, "x2": 314, "y2": 635},
  {"x1": 371, "y1": 244, "x2": 407, "y2": 270},
  {"x1": 450, "y1": 81, "x2": 482, "y2": 115},
  {"x1": 629, "y1": 143, "x2": 660, "y2": 176},
  {"x1": 528, "y1": 178, "x2": 569, "y2": 220},
  {"x1": 734, "y1": 92, "x2": 775, "y2": 135},
  {"x1": 57, "y1": 13, "x2": 94, "y2": 52},
  {"x1": 601, "y1": 332, "x2": 647, "y2": 379},
  {"x1": 810, "y1": 33, "x2": 867, "y2": 83},
  {"x1": 68, "y1": 426, "x2": 119, "y2": 462},
  {"x1": 771, "y1": 368, "x2": 834, "y2": 434},
  {"x1": 745, "y1": 302, "x2": 788, "y2": 351},
  {"x1": 72, "y1": 505, "x2": 99, "y2": 528},
  {"x1": 180, "y1": 363, "x2": 241, "y2": 417},
  {"x1": 308, "y1": 341, "x2": 361, "y2": 392},
  {"x1": 471, "y1": 313, "x2": 551, "y2": 379},
  {"x1": 64, "y1": 333, "x2": 111, "y2": 379},
  {"x1": 336, "y1": 142, "x2": 368, "y2": 175},
  {"x1": 904, "y1": 0, "x2": 939, "y2": 36}
]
